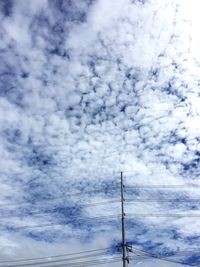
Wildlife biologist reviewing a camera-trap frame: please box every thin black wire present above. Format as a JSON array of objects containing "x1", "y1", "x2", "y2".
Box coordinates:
[
  {"x1": 127, "y1": 213, "x2": 200, "y2": 217},
  {"x1": 130, "y1": 247, "x2": 200, "y2": 257},
  {"x1": 3, "y1": 198, "x2": 200, "y2": 219},
  {"x1": 3, "y1": 198, "x2": 200, "y2": 220},
  {"x1": 0, "y1": 200, "x2": 121, "y2": 218},
  {"x1": 63, "y1": 258, "x2": 121, "y2": 267},
  {"x1": 126, "y1": 198, "x2": 200, "y2": 203},
  {"x1": 2, "y1": 184, "x2": 199, "y2": 210},
  {"x1": 0, "y1": 214, "x2": 121, "y2": 231},
  {"x1": 0, "y1": 187, "x2": 119, "y2": 209},
  {"x1": 131, "y1": 247, "x2": 200, "y2": 265},
  {"x1": 129, "y1": 255, "x2": 194, "y2": 266},
  {"x1": 3, "y1": 183, "x2": 200, "y2": 210},
  {"x1": 0, "y1": 248, "x2": 110, "y2": 263},
  {"x1": 45, "y1": 258, "x2": 121, "y2": 267},
  {"x1": 0, "y1": 253, "x2": 113, "y2": 267},
  {"x1": 129, "y1": 247, "x2": 199, "y2": 266},
  {"x1": 82, "y1": 258, "x2": 121, "y2": 267},
  {"x1": 1, "y1": 257, "x2": 122, "y2": 267},
  {"x1": 125, "y1": 185, "x2": 200, "y2": 189}
]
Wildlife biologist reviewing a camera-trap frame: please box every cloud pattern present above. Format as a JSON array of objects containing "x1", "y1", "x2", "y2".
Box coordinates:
[{"x1": 0, "y1": 0, "x2": 200, "y2": 265}]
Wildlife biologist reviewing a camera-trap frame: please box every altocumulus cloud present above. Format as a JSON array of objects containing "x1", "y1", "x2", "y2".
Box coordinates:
[{"x1": 0, "y1": 0, "x2": 200, "y2": 266}]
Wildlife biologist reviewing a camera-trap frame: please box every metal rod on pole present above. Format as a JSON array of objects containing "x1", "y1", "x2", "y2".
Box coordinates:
[{"x1": 120, "y1": 171, "x2": 127, "y2": 267}]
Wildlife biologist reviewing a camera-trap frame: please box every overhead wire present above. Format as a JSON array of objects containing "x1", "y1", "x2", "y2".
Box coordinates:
[
  {"x1": 0, "y1": 253, "x2": 113, "y2": 267},
  {"x1": 0, "y1": 187, "x2": 119, "y2": 209},
  {"x1": 2, "y1": 176, "x2": 200, "y2": 267},
  {"x1": 2, "y1": 197, "x2": 200, "y2": 220},
  {"x1": 39, "y1": 257, "x2": 121, "y2": 267},
  {"x1": 0, "y1": 199, "x2": 121, "y2": 219},
  {"x1": 129, "y1": 247, "x2": 199, "y2": 266},
  {"x1": 125, "y1": 198, "x2": 200, "y2": 203},
  {"x1": 130, "y1": 246, "x2": 200, "y2": 257},
  {"x1": 61, "y1": 258, "x2": 121, "y2": 267},
  {"x1": 129, "y1": 255, "x2": 193, "y2": 266},
  {"x1": 0, "y1": 257, "x2": 121, "y2": 267},
  {"x1": 125, "y1": 185, "x2": 200, "y2": 189},
  {"x1": 0, "y1": 248, "x2": 110, "y2": 263},
  {"x1": 127, "y1": 213, "x2": 200, "y2": 217},
  {"x1": 3, "y1": 183, "x2": 199, "y2": 210},
  {"x1": 1, "y1": 184, "x2": 199, "y2": 210},
  {"x1": 0, "y1": 214, "x2": 121, "y2": 231},
  {"x1": 2, "y1": 195, "x2": 200, "y2": 220}
]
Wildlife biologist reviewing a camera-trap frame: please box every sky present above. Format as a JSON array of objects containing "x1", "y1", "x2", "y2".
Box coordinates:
[{"x1": 0, "y1": 0, "x2": 200, "y2": 266}]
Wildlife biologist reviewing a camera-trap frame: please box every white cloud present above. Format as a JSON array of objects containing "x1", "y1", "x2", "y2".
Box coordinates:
[{"x1": 0, "y1": 0, "x2": 200, "y2": 265}]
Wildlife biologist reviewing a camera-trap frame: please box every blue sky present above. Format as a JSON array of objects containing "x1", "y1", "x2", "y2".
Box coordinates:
[{"x1": 0, "y1": 0, "x2": 200, "y2": 266}]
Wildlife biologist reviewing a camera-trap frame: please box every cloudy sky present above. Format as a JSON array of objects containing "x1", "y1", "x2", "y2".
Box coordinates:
[{"x1": 0, "y1": 0, "x2": 200, "y2": 266}]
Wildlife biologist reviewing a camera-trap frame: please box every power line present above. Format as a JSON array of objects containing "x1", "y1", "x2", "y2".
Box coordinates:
[
  {"x1": 126, "y1": 198, "x2": 200, "y2": 203},
  {"x1": 130, "y1": 246, "x2": 200, "y2": 257},
  {"x1": 2, "y1": 198, "x2": 200, "y2": 220},
  {"x1": 0, "y1": 187, "x2": 119, "y2": 209},
  {"x1": 3, "y1": 172, "x2": 200, "y2": 267},
  {"x1": 125, "y1": 185, "x2": 200, "y2": 189},
  {"x1": 0, "y1": 214, "x2": 121, "y2": 231},
  {"x1": 2, "y1": 184, "x2": 199, "y2": 210},
  {"x1": 0, "y1": 253, "x2": 113, "y2": 267},
  {"x1": 45, "y1": 257, "x2": 121, "y2": 267},
  {"x1": 129, "y1": 247, "x2": 199, "y2": 266},
  {"x1": 127, "y1": 213, "x2": 200, "y2": 217},
  {"x1": 130, "y1": 255, "x2": 193, "y2": 266},
  {"x1": 0, "y1": 200, "x2": 121, "y2": 218},
  {"x1": 60, "y1": 258, "x2": 121, "y2": 267},
  {"x1": 4, "y1": 183, "x2": 199, "y2": 210},
  {"x1": 0, "y1": 248, "x2": 110, "y2": 263},
  {"x1": 0, "y1": 257, "x2": 122, "y2": 267}
]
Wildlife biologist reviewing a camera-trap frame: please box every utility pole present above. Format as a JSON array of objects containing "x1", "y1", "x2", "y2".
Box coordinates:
[{"x1": 120, "y1": 171, "x2": 127, "y2": 267}]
